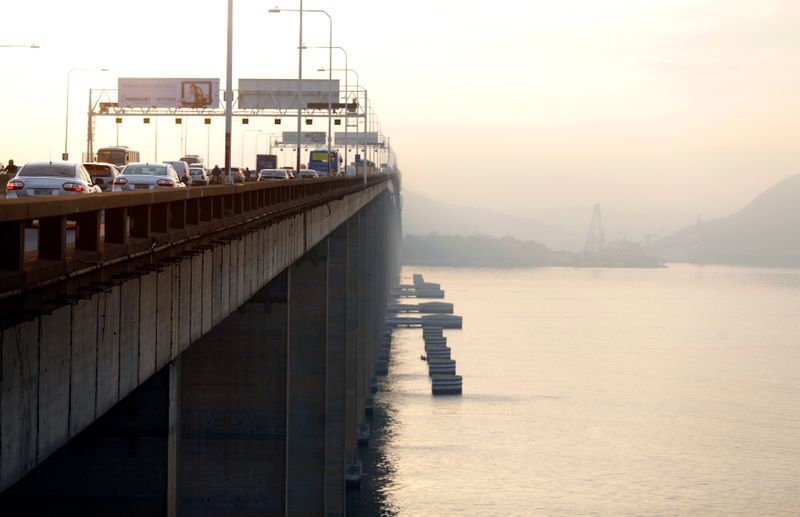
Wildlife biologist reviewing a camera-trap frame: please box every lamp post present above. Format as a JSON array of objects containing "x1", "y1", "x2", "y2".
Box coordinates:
[
  {"x1": 321, "y1": 67, "x2": 364, "y2": 181},
  {"x1": 309, "y1": 45, "x2": 349, "y2": 173},
  {"x1": 64, "y1": 67, "x2": 108, "y2": 161},
  {"x1": 269, "y1": 6, "x2": 334, "y2": 175}
]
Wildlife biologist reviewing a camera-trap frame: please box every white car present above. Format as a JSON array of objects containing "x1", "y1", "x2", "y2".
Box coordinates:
[
  {"x1": 297, "y1": 169, "x2": 319, "y2": 179},
  {"x1": 6, "y1": 161, "x2": 101, "y2": 198},
  {"x1": 189, "y1": 166, "x2": 209, "y2": 186},
  {"x1": 258, "y1": 168, "x2": 291, "y2": 181},
  {"x1": 112, "y1": 162, "x2": 186, "y2": 190}
]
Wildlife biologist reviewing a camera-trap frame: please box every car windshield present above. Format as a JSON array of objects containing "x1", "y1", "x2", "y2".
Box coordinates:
[
  {"x1": 190, "y1": 169, "x2": 204, "y2": 176},
  {"x1": 18, "y1": 163, "x2": 76, "y2": 178},
  {"x1": 84, "y1": 164, "x2": 115, "y2": 176},
  {"x1": 124, "y1": 164, "x2": 168, "y2": 176}
]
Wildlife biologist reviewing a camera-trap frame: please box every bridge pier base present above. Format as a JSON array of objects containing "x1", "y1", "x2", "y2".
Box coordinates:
[{"x1": 177, "y1": 271, "x2": 289, "y2": 516}]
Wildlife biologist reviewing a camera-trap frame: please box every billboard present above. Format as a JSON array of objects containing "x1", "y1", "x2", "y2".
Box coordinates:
[
  {"x1": 256, "y1": 154, "x2": 278, "y2": 170},
  {"x1": 334, "y1": 132, "x2": 380, "y2": 146},
  {"x1": 282, "y1": 132, "x2": 326, "y2": 145},
  {"x1": 239, "y1": 79, "x2": 339, "y2": 110},
  {"x1": 118, "y1": 78, "x2": 220, "y2": 108}
]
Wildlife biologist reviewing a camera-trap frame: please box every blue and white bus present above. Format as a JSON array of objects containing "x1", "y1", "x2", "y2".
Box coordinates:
[{"x1": 308, "y1": 147, "x2": 339, "y2": 176}]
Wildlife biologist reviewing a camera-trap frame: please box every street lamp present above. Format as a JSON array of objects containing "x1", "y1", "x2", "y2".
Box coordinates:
[
  {"x1": 308, "y1": 45, "x2": 349, "y2": 172},
  {"x1": 320, "y1": 67, "x2": 367, "y2": 183},
  {"x1": 269, "y1": 5, "x2": 334, "y2": 175},
  {"x1": 64, "y1": 67, "x2": 108, "y2": 161},
  {"x1": 0, "y1": 44, "x2": 40, "y2": 48}
]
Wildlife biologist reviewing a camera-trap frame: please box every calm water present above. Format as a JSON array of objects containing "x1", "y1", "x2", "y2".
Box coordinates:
[{"x1": 348, "y1": 264, "x2": 800, "y2": 516}]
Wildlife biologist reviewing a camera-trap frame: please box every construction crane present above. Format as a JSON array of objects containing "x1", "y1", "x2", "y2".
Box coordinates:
[{"x1": 584, "y1": 203, "x2": 605, "y2": 254}]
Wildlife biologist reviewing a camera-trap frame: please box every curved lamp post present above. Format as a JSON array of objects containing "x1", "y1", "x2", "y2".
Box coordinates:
[
  {"x1": 269, "y1": 6, "x2": 334, "y2": 174},
  {"x1": 64, "y1": 67, "x2": 108, "y2": 161}
]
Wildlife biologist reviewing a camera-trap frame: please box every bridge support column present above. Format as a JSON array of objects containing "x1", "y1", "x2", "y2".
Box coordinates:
[
  {"x1": 177, "y1": 271, "x2": 289, "y2": 516},
  {"x1": 345, "y1": 215, "x2": 362, "y2": 484},
  {"x1": 286, "y1": 239, "x2": 329, "y2": 514},
  {"x1": 325, "y1": 223, "x2": 348, "y2": 513}
]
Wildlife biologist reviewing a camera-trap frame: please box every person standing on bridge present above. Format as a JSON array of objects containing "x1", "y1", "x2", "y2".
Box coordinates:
[
  {"x1": 210, "y1": 164, "x2": 221, "y2": 185},
  {"x1": 3, "y1": 159, "x2": 18, "y2": 175}
]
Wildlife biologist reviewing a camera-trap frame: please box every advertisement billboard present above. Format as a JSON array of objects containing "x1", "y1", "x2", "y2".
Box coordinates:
[
  {"x1": 282, "y1": 132, "x2": 327, "y2": 145},
  {"x1": 334, "y1": 132, "x2": 380, "y2": 146},
  {"x1": 238, "y1": 79, "x2": 339, "y2": 110},
  {"x1": 118, "y1": 78, "x2": 220, "y2": 108},
  {"x1": 256, "y1": 154, "x2": 278, "y2": 170}
]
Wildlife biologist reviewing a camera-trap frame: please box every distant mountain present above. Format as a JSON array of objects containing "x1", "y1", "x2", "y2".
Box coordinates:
[
  {"x1": 649, "y1": 174, "x2": 800, "y2": 266},
  {"x1": 402, "y1": 234, "x2": 573, "y2": 267},
  {"x1": 402, "y1": 190, "x2": 583, "y2": 251}
]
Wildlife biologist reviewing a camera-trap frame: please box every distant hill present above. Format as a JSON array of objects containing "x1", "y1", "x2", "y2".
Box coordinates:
[
  {"x1": 402, "y1": 190, "x2": 583, "y2": 251},
  {"x1": 649, "y1": 174, "x2": 800, "y2": 266},
  {"x1": 402, "y1": 234, "x2": 573, "y2": 267}
]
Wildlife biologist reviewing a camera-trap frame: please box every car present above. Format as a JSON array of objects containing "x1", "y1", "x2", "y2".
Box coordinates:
[
  {"x1": 163, "y1": 160, "x2": 192, "y2": 185},
  {"x1": 258, "y1": 168, "x2": 291, "y2": 181},
  {"x1": 297, "y1": 169, "x2": 319, "y2": 179},
  {"x1": 189, "y1": 166, "x2": 209, "y2": 186},
  {"x1": 228, "y1": 167, "x2": 245, "y2": 184},
  {"x1": 83, "y1": 162, "x2": 120, "y2": 192},
  {"x1": 112, "y1": 162, "x2": 186, "y2": 190},
  {"x1": 247, "y1": 169, "x2": 260, "y2": 181},
  {"x1": 6, "y1": 161, "x2": 101, "y2": 198}
]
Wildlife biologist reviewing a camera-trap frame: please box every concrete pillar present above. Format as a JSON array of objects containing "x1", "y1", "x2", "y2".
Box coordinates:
[
  {"x1": 356, "y1": 209, "x2": 370, "y2": 443},
  {"x1": 286, "y1": 239, "x2": 328, "y2": 515},
  {"x1": 345, "y1": 216, "x2": 361, "y2": 483},
  {"x1": 178, "y1": 271, "x2": 289, "y2": 516},
  {"x1": 0, "y1": 365, "x2": 177, "y2": 516},
  {"x1": 325, "y1": 224, "x2": 347, "y2": 514}
]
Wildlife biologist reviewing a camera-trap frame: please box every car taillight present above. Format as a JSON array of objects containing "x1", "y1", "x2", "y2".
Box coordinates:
[
  {"x1": 112, "y1": 177, "x2": 128, "y2": 185},
  {"x1": 62, "y1": 182, "x2": 85, "y2": 192},
  {"x1": 157, "y1": 179, "x2": 176, "y2": 187},
  {"x1": 6, "y1": 180, "x2": 24, "y2": 191}
]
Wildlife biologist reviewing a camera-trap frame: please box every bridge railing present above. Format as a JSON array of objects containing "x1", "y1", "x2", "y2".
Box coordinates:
[{"x1": 0, "y1": 176, "x2": 387, "y2": 295}]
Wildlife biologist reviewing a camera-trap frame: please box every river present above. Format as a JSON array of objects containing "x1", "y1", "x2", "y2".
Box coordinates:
[{"x1": 347, "y1": 264, "x2": 800, "y2": 516}]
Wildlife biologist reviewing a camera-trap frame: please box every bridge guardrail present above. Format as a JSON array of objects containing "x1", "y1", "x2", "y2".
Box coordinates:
[{"x1": 0, "y1": 176, "x2": 389, "y2": 297}]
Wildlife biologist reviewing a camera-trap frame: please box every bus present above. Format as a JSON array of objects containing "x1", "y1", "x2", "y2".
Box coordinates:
[
  {"x1": 355, "y1": 159, "x2": 376, "y2": 177},
  {"x1": 96, "y1": 146, "x2": 140, "y2": 168},
  {"x1": 308, "y1": 147, "x2": 339, "y2": 176}
]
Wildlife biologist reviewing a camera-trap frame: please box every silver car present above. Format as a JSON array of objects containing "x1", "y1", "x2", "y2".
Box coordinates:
[
  {"x1": 112, "y1": 162, "x2": 186, "y2": 190},
  {"x1": 84, "y1": 162, "x2": 121, "y2": 192},
  {"x1": 258, "y1": 168, "x2": 290, "y2": 181},
  {"x1": 189, "y1": 166, "x2": 208, "y2": 186},
  {"x1": 6, "y1": 161, "x2": 101, "y2": 198}
]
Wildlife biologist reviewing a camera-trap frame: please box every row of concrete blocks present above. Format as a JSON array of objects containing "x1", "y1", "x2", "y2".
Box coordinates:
[{"x1": 423, "y1": 325, "x2": 463, "y2": 395}]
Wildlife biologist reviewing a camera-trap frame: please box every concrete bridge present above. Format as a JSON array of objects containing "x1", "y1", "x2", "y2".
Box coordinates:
[{"x1": 0, "y1": 175, "x2": 401, "y2": 515}]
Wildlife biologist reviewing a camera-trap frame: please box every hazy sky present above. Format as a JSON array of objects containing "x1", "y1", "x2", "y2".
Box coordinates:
[{"x1": 2, "y1": 1, "x2": 799, "y2": 239}]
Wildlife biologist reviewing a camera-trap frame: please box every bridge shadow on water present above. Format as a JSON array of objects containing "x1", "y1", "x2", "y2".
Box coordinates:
[{"x1": 346, "y1": 385, "x2": 400, "y2": 516}]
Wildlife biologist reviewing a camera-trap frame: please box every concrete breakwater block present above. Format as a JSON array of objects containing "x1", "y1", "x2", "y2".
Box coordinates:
[
  {"x1": 425, "y1": 349, "x2": 451, "y2": 360},
  {"x1": 428, "y1": 358, "x2": 456, "y2": 375},
  {"x1": 346, "y1": 462, "x2": 363, "y2": 489},
  {"x1": 422, "y1": 326, "x2": 444, "y2": 336},
  {"x1": 424, "y1": 337, "x2": 447, "y2": 346},
  {"x1": 432, "y1": 374, "x2": 462, "y2": 395},
  {"x1": 422, "y1": 314, "x2": 462, "y2": 329}
]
